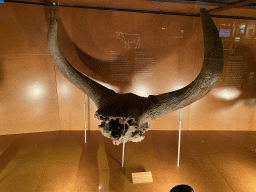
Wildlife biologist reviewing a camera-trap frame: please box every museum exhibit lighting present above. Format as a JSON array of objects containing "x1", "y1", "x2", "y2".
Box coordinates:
[
  {"x1": 47, "y1": 8, "x2": 224, "y2": 145},
  {"x1": 212, "y1": 87, "x2": 242, "y2": 100}
]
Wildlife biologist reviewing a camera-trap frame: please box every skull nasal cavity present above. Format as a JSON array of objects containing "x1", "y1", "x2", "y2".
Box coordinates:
[
  {"x1": 108, "y1": 119, "x2": 129, "y2": 131},
  {"x1": 108, "y1": 119, "x2": 129, "y2": 139}
]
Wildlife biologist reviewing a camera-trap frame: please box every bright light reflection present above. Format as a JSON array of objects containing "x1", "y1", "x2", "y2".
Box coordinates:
[
  {"x1": 27, "y1": 83, "x2": 45, "y2": 99},
  {"x1": 95, "y1": 80, "x2": 120, "y2": 92},
  {"x1": 99, "y1": 186, "x2": 102, "y2": 189},
  {"x1": 235, "y1": 37, "x2": 240, "y2": 42},
  {"x1": 211, "y1": 87, "x2": 242, "y2": 100},
  {"x1": 171, "y1": 82, "x2": 186, "y2": 91},
  {"x1": 131, "y1": 82, "x2": 150, "y2": 97},
  {"x1": 58, "y1": 83, "x2": 70, "y2": 97}
]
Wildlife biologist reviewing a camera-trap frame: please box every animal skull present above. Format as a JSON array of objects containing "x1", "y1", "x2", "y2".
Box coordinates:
[{"x1": 47, "y1": 8, "x2": 224, "y2": 145}]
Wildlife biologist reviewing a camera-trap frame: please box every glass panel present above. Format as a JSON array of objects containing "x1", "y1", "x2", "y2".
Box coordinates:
[{"x1": 0, "y1": 1, "x2": 256, "y2": 192}]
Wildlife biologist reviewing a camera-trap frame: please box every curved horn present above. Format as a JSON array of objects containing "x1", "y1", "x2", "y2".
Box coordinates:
[
  {"x1": 146, "y1": 8, "x2": 224, "y2": 120},
  {"x1": 47, "y1": 19, "x2": 116, "y2": 108}
]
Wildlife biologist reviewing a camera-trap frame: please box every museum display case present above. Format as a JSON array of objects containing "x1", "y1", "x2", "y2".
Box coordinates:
[{"x1": 0, "y1": 0, "x2": 255, "y2": 191}]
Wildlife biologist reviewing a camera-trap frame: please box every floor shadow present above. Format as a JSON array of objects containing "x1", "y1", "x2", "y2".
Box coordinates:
[
  {"x1": 0, "y1": 139, "x2": 23, "y2": 174},
  {"x1": 0, "y1": 131, "x2": 59, "y2": 176},
  {"x1": 73, "y1": 131, "x2": 100, "y2": 192}
]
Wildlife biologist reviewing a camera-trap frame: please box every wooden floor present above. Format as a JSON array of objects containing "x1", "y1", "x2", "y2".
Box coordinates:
[{"x1": 0, "y1": 130, "x2": 256, "y2": 192}]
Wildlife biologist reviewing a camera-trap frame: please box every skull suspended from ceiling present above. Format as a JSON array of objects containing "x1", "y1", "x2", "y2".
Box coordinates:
[{"x1": 47, "y1": 8, "x2": 224, "y2": 145}]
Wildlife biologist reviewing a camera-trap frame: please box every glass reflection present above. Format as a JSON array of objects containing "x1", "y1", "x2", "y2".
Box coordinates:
[
  {"x1": 97, "y1": 81, "x2": 120, "y2": 93},
  {"x1": 26, "y1": 82, "x2": 45, "y2": 99},
  {"x1": 58, "y1": 83, "x2": 70, "y2": 97},
  {"x1": 131, "y1": 82, "x2": 150, "y2": 97},
  {"x1": 212, "y1": 87, "x2": 242, "y2": 100}
]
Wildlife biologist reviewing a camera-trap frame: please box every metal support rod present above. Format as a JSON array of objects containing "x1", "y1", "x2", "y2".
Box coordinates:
[
  {"x1": 84, "y1": 94, "x2": 86, "y2": 143},
  {"x1": 177, "y1": 109, "x2": 181, "y2": 167},
  {"x1": 122, "y1": 124, "x2": 126, "y2": 167}
]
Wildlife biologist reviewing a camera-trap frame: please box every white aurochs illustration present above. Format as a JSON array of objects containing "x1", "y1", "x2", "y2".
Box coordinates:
[
  {"x1": 116, "y1": 32, "x2": 140, "y2": 49},
  {"x1": 223, "y1": 41, "x2": 237, "y2": 54}
]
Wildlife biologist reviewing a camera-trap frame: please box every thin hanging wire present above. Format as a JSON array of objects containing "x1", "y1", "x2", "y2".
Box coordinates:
[
  {"x1": 177, "y1": 109, "x2": 181, "y2": 167},
  {"x1": 84, "y1": 94, "x2": 87, "y2": 143}
]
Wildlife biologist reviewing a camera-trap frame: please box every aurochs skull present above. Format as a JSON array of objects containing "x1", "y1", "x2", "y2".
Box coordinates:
[{"x1": 47, "y1": 8, "x2": 224, "y2": 145}]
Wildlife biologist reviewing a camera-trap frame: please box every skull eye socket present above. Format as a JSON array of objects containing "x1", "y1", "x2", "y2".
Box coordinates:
[
  {"x1": 105, "y1": 118, "x2": 129, "y2": 139},
  {"x1": 127, "y1": 119, "x2": 133, "y2": 125}
]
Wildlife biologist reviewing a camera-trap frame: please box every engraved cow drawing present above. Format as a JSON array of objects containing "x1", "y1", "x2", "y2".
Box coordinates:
[{"x1": 116, "y1": 32, "x2": 140, "y2": 49}]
